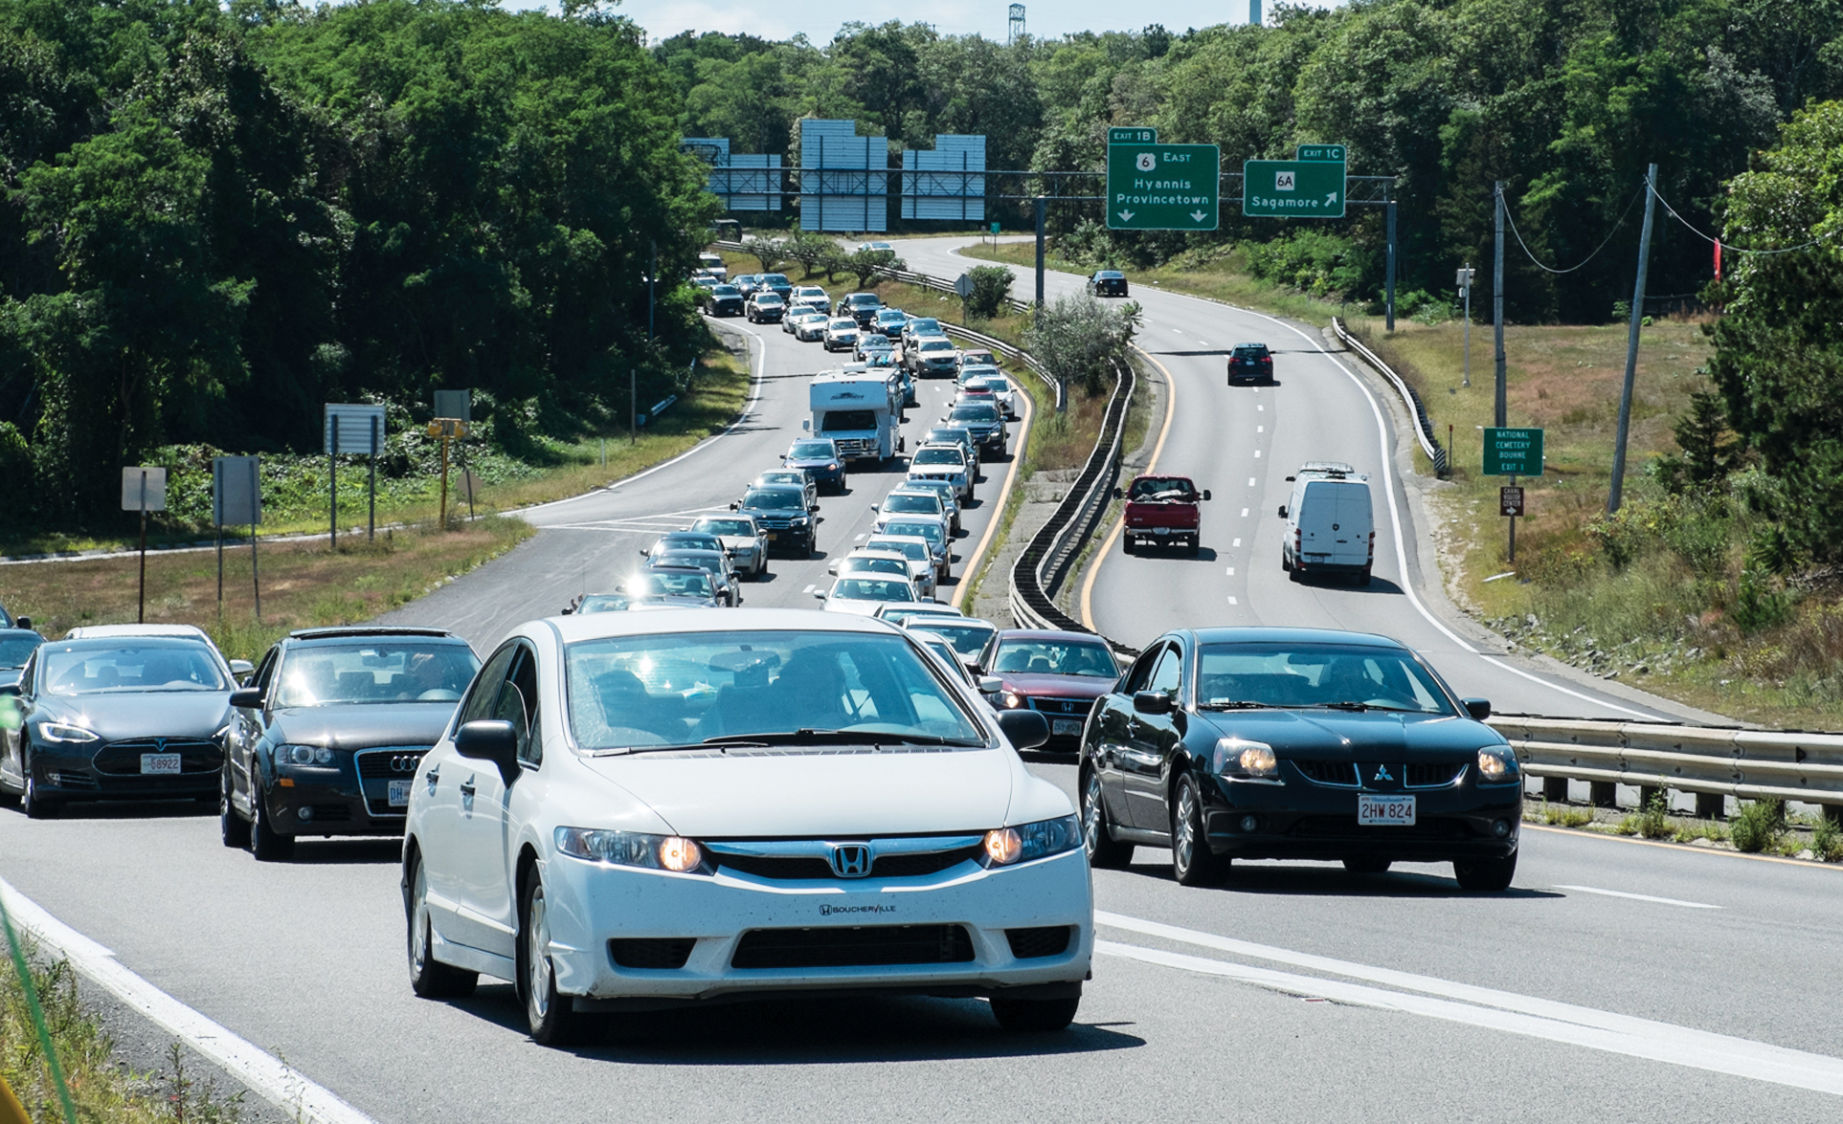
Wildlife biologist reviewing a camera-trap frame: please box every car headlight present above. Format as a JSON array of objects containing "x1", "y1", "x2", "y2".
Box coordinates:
[
  {"x1": 1000, "y1": 690, "x2": 1024, "y2": 709},
  {"x1": 276, "y1": 744, "x2": 335, "y2": 767},
  {"x1": 554, "y1": 828, "x2": 708, "y2": 874},
  {"x1": 790, "y1": 516, "x2": 809, "y2": 527},
  {"x1": 982, "y1": 816, "x2": 1081, "y2": 867},
  {"x1": 1477, "y1": 745, "x2": 1521, "y2": 783},
  {"x1": 827, "y1": 462, "x2": 839, "y2": 471},
  {"x1": 1212, "y1": 736, "x2": 1278, "y2": 779},
  {"x1": 37, "y1": 721, "x2": 99, "y2": 744}
]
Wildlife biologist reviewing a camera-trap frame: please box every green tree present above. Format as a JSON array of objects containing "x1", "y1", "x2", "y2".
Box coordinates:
[
  {"x1": 962, "y1": 265, "x2": 1015, "y2": 319},
  {"x1": 1023, "y1": 294, "x2": 1140, "y2": 397},
  {"x1": 743, "y1": 236, "x2": 789, "y2": 273},
  {"x1": 845, "y1": 246, "x2": 904, "y2": 289}
]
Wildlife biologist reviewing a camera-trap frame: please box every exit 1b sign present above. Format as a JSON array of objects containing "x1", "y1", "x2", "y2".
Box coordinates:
[{"x1": 1106, "y1": 143, "x2": 1220, "y2": 231}]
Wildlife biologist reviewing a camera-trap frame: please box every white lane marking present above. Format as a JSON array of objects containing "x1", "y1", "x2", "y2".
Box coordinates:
[
  {"x1": 1257, "y1": 425, "x2": 1264, "y2": 433},
  {"x1": 1225, "y1": 567, "x2": 1235, "y2": 576},
  {"x1": 1257, "y1": 403, "x2": 1265, "y2": 411},
  {"x1": 803, "y1": 584, "x2": 818, "y2": 594},
  {"x1": 518, "y1": 323, "x2": 768, "y2": 518},
  {"x1": 1233, "y1": 538, "x2": 1242, "y2": 548},
  {"x1": 0, "y1": 878, "x2": 376, "y2": 1124},
  {"x1": 1240, "y1": 508, "x2": 1249, "y2": 518},
  {"x1": 1237, "y1": 304, "x2": 1653, "y2": 718},
  {"x1": 1553, "y1": 884, "x2": 1720, "y2": 910},
  {"x1": 1227, "y1": 596, "x2": 1238, "y2": 605},
  {"x1": 1197, "y1": 339, "x2": 1209, "y2": 346},
  {"x1": 1247, "y1": 477, "x2": 1256, "y2": 488},
  {"x1": 1253, "y1": 449, "x2": 1261, "y2": 458},
  {"x1": 1095, "y1": 936, "x2": 1843, "y2": 1097}
]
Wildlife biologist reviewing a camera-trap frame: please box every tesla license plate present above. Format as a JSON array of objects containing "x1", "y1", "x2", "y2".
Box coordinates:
[
  {"x1": 388, "y1": 779, "x2": 412, "y2": 808},
  {"x1": 1358, "y1": 794, "x2": 1416, "y2": 826},
  {"x1": 140, "y1": 753, "x2": 181, "y2": 775},
  {"x1": 1052, "y1": 719, "x2": 1082, "y2": 738}
]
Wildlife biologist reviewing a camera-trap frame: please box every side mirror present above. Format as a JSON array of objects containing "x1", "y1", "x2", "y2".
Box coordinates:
[
  {"x1": 1202, "y1": 489, "x2": 1212, "y2": 501},
  {"x1": 729, "y1": 501, "x2": 740, "y2": 510},
  {"x1": 230, "y1": 686, "x2": 265, "y2": 709},
  {"x1": 14, "y1": 616, "x2": 29, "y2": 632},
  {"x1": 1132, "y1": 690, "x2": 1174, "y2": 715},
  {"x1": 1463, "y1": 698, "x2": 1493, "y2": 721},
  {"x1": 454, "y1": 719, "x2": 520, "y2": 786},
  {"x1": 870, "y1": 503, "x2": 880, "y2": 512},
  {"x1": 801, "y1": 420, "x2": 811, "y2": 432},
  {"x1": 1111, "y1": 487, "x2": 1122, "y2": 500},
  {"x1": 827, "y1": 561, "x2": 840, "y2": 574},
  {"x1": 812, "y1": 590, "x2": 827, "y2": 600},
  {"x1": 0, "y1": 682, "x2": 21, "y2": 698},
  {"x1": 977, "y1": 675, "x2": 1002, "y2": 694},
  {"x1": 995, "y1": 709, "x2": 1050, "y2": 751},
  {"x1": 1277, "y1": 505, "x2": 1288, "y2": 519},
  {"x1": 228, "y1": 659, "x2": 255, "y2": 683},
  {"x1": 638, "y1": 548, "x2": 648, "y2": 557},
  {"x1": 1285, "y1": 475, "x2": 1297, "y2": 482}
]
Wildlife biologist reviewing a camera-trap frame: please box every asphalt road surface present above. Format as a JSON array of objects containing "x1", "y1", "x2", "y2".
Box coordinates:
[{"x1": 4, "y1": 248, "x2": 1838, "y2": 1123}]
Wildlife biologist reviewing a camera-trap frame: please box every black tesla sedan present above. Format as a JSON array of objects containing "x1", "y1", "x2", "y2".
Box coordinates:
[
  {"x1": 220, "y1": 627, "x2": 479, "y2": 860},
  {"x1": 1086, "y1": 270, "x2": 1129, "y2": 297},
  {"x1": 1078, "y1": 627, "x2": 1521, "y2": 890},
  {"x1": 0, "y1": 635, "x2": 237, "y2": 817}
]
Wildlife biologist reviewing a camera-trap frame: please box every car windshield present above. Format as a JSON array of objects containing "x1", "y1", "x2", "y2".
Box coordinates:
[
  {"x1": 789, "y1": 442, "x2": 835, "y2": 459},
  {"x1": 885, "y1": 521, "x2": 943, "y2": 546},
  {"x1": 0, "y1": 636, "x2": 41, "y2": 668},
  {"x1": 759, "y1": 472, "x2": 804, "y2": 486},
  {"x1": 273, "y1": 641, "x2": 480, "y2": 707},
  {"x1": 564, "y1": 629, "x2": 984, "y2": 751},
  {"x1": 655, "y1": 552, "x2": 724, "y2": 577},
  {"x1": 1195, "y1": 643, "x2": 1453, "y2": 714},
  {"x1": 951, "y1": 405, "x2": 998, "y2": 423},
  {"x1": 865, "y1": 538, "x2": 928, "y2": 563},
  {"x1": 713, "y1": 286, "x2": 739, "y2": 297},
  {"x1": 918, "y1": 339, "x2": 954, "y2": 353},
  {"x1": 910, "y1": 319, "x2": 939, "y2": 332},
  {"x1": 885, "y1": 493, "x2": 939, "y2": 514},
  {"x1": 762, "y1": 274, "x2": 789, "y2": 285},
  {"x1": 575, "y1": 595, "x2": 631, "y2": 614},
  {"x1": 989, "y1": 639, "x2": 1119, "y2": 678},
  {"x1": 914, "y1": 447, "x2": 963, "y2": 466},
  {"x1": 755, "y1": 293, "x2": 783, "y2": 305},
  {"x1": 829, "y1": 319, "x2": 856, "y2": 331},
  {"x1": 1130, "y1": 477, "x2": 1196, "y2": 501},
  {"x1": 860, "y1": 336, "x2": 890, "y2": 348},
  {"x1": 41, "y1": 639, "x2": 231, "y2": 695},
  {"x1": 693, "y1": 518, "x2": 754, "y2": 537},
  {"x1": 842, "y1": 557, "x2": 907, "y2": 577},
  {"x1": 629, "y1": 571, "x2": 717, "y2": 599},
  {"x1": 912, "y1": 621, "x2": 996, "y2": 657},
  {"x1": 834, "y1": 577, "x2": 914, "y2": 601},
  {"x1": 742, "y1": 489, "x2": 803, "y2": 510},
  {"x1": 657, "y1": 533, "x2": 721, "y2": 553}
]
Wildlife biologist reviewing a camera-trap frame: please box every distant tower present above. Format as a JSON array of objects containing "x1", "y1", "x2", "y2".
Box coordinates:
[
  {"x1": 1250, "y1": 0, "x2": 1261, "y2": 26},
  {"x1": 1008, "y1": 4, "x2": 1026, "y2": 45}
]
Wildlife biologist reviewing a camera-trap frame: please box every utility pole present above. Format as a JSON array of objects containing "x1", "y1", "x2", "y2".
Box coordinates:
[
  {"x1": 1493, "y1": 181, "x2": 1507, "y2": 428},
  {"x1": 1034, "y1": 195, "x2": 1047, "y2": 310},
  {"x1": 1384, "y1": 184, "x2": 1397, "y2": 331},
  {"x1": 1459, "y1": 264, "x2": 1475, "y2": 388},
  {"x1": 1607, "y1": 163, "x2": 1659, "y2": 515}
]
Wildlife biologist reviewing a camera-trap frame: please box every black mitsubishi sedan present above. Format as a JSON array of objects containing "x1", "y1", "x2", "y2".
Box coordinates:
[
  {"x1": 1078, "y1": 627, "x2": 1521, "y2": 890},
  {"x1": 220, "y1": 627, "x2": 479, "y2": 860}
]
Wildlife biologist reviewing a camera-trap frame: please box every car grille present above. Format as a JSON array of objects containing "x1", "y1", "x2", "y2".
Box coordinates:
[
  {"x1": 731, "y1": 925, "x2": 974, "y2": 970},
  {"x1": 711, "y1": 842, "x2": 983, "y2": 881},
  {"x1": 1027, "y1": 697, "x2": 1093, "y2": 717},
  {"x1": 1293, "y1": 759, "x2": 1359, "y2": 787},
  {"x1": 1405, "y1": 762, "x2": 1467, "y2": 788},
  {"x1": 1005, "y1": 926, "x2": 1073, "y2": 959},
  {"x1": 750, "y1": 512, "x2": 796, "y2": 530},
  {"x1": 354, "y1": 747, "x2": 428, "y2": 816},
  {"x1": 834, "y1": 438, "x2": 876, "y2": 458},
  {"x1": 609, "y1": 938, "x2": 696, "y2": 970},
  {"x1": 1291, "y1": 816, "x2": 1474, "y2": 840},
  {"x1": 92, "y1": 739, "x2": 220, "y2": 776}
]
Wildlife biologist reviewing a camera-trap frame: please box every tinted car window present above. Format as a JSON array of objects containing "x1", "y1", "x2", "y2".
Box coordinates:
[
  {"x1": 741, "y1": 488, "x2": 803, "y2": 510},
  {"x1": 1195, "y1": 643, "x2": 1452, "y2": 713},
  {"x1": 990, "y1": 640, "x2": 1118, "y2": 678},
  {"x1": 41, "y1": 640, "x2": 229, "y2": 694},
  {"x1": 0, "y1": 636, "x2": 42, "y2": 667},
  {"x1": 913, "y1": 447, "x2": 964, "y2": 466},
  {"x1": 274, "y1": 641, "x2": 479, "y2": 707},
  {"x1": 693, "y1": 517, "x2": 755, "y2": 537}
]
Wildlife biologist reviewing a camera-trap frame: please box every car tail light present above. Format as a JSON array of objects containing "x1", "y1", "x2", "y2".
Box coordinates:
[{"x1": 1367, "y1": 531, "x2": 1375, "y2": 562}]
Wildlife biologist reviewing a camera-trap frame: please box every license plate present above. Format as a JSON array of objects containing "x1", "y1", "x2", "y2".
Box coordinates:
[
  {"x1": 388, "y1": 779, "x2": 411, "y2": 808},
  {"x1": 140, "y1": 753, "x2": 181, "y2": 775},
  {"x1": 1358, "y1": 794, "x2": 1416, "y2": 826},
  {"x1": 762, "y1": 531, "x2": 777, "y2": 541},
  {"x1": 1052, "y1": 719, "x2": 1082, "y2": 737},
  {"x1": 1152, "y1": 527, "x2": 1171, "y2": 536}
]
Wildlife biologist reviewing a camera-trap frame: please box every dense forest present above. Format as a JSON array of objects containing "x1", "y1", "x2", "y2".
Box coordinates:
[{"x1": 1, "y1": 0, "x2": 1840, "y2": 523}]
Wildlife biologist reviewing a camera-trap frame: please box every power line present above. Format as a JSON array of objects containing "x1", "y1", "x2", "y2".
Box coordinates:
[
  {"x1": 1498, "y1": 182, "x2": 1643, "y2": 274},
  {"x1": 1647, "y1": 179, "x2": 1829, "y2": 256}
]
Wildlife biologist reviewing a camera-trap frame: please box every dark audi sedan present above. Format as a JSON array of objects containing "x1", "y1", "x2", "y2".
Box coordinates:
[
  {"x1": 221, "y1": 627, "x2": 480, "y2": 860},
  {"x1": 981, "y1": 630, "x2": 1122, "y2": 752},
  {"x1": 1078, "y1": 627, "x2": 1521, "y2": 890},
  {"x1": 0, "y1": 635, "x2": 237, "y2": 817}
]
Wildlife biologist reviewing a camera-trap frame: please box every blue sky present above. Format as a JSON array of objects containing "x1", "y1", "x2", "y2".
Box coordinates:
[{"x1": 494, "y1": 1, "x2": 1346, "y2": 44}]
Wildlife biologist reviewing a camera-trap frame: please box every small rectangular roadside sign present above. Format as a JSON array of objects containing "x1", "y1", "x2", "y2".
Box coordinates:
[{"x1": 1483, "y1": 427, "x2": 1544, "y2": 476}]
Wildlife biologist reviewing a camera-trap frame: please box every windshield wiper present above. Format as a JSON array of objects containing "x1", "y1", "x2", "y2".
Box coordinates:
[
  {"x1": 698, "y1": 729, "x2": 983, "y2": 749},
  {"x1": 1296, "y1": 701, "x2": 1421, "y2": 713},
  {"x1": 1197, "y1": 700, "x2": 1272, "y2": 710}
]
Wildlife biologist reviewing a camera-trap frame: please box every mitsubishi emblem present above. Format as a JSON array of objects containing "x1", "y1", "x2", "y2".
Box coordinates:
[{"x1": 1373, "y1": 764, "x2": 1394, "y2": 783}]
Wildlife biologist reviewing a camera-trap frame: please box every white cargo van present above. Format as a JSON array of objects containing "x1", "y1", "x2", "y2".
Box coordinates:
[
  {"x1": 1277, "y1": 461, "x2": 1375, "y2": 585},
  {"x1": 697, "y1": 252, "x2": 727, "y2": 281}
]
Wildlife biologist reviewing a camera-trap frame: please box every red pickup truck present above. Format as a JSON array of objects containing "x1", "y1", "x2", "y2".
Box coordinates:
[{"x1": 1114, "y1": 474, "x2": 1211, "y2": 554}]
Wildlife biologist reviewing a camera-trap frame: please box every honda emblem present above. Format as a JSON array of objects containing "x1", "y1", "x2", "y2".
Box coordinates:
[{"x1": 829, "y1": 844, "x2": 873, "y2": 878}]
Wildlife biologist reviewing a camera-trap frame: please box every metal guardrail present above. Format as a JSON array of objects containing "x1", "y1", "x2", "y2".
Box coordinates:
[
  {"x1": 1008, "y1": 360, "x2": 1134, "y2": 636},
  {"x1": 1331, "y1": 317, "x2": 1448, "y2": 477},
  {"x1": 1489, "y1": 715, "x2": 1843, "y2": 812}
]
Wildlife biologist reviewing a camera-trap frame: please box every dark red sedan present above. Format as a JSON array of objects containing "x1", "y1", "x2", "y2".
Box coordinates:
[{"x1": 978, "y1": 630, "x2": 1123, "y2": 751}]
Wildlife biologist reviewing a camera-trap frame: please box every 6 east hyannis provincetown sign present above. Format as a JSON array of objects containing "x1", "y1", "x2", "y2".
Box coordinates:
[
  {"x1": 1243, "y1": 143, "x2": 1348, "y2": 219},
  {"x1": 1106, "y1": 142, "x2": 1220, "y2": 231}
]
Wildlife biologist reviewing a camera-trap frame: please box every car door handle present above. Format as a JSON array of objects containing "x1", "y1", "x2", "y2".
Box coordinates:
[{"x1": 458, "y1": 780, "x2": 476, "y2": 798}]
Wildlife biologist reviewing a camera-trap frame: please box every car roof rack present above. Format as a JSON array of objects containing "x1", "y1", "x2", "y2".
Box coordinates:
[{"x1": 1296, "y1": 460, "x2": 1359, "y2": 478}]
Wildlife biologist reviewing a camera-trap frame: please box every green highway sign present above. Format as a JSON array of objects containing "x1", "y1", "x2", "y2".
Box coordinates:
[
  {"x1": 1483, "y1": 427, "x2": 1545, "y2": 476},
  {"x1": 1108, "y1": 127, "x2": 1157, "y2": 144},
  {"x1": 1297, "y1": 144, "x2": 1346, "y2": 162},
  {"x1": 1243, "y1": 158, "x2": 1347, "y2": 218},
  {"x1": 1106, "y1": 143, "x2": 1220, "y2": 231}
]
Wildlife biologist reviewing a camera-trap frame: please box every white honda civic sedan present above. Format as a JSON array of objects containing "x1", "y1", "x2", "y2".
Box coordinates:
[{"x1": 401, "y1": 609, "x2": 1092, "y2": 1045}]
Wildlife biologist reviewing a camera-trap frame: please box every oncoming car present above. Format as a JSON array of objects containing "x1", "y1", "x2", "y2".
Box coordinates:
[{"x1": 401, "y1": 610, "x2": 1089, "y2": 1045}]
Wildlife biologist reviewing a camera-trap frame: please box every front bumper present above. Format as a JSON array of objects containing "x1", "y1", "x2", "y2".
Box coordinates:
[
  {"x1": 27, "y1": 740, "x2": 218, "y2": 804},
  {"x1": 1200, "y1": 774, "x2": 1521, "y2": 862},
  {"x1": 262, "y1": 747, "x2": 427, "y2": 837},
  {"x1": 540, "y1": 845, "x2": 1093, "y2": 1003}
]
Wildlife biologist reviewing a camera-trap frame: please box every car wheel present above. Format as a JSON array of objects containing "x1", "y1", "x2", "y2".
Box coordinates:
[
  {"x1": 1188, "y1": 536, "x2": 1200, "y2": 556},
  {"x1": 249, "y1": 785, "x2": 294, "y2": 861},
  {"x1": 1281, "y1": 550, "x2": 1293, "y2": 572},
  {"x1": 21, "y1": 751, "x2": 58, "y2": 820},
  {"x1": 837, "y1": 474, "x2": 848, "y2": 493},
  {"x1": 1122, "y1": 536, "x2": 1136, "y2": 555},
  {"x1": 1171, "y1": 774, "x2": 1226, "y2": 887},
  {"x1": 220, "y1": 768, "x2": 251, "y2": 848},
  {"x1": 1081, "y1": 768, "x2": 1133, "y2": 870},
  {"x1": 807, "y1": 534, "x2": 819, "y2": 559},
  {"x1": 1343, "y1": 856, "x2": 1391, "y2": 876},
  {"x1": 1353, "y1": 567, "x2": 1371, "y2": 587},
  {"x1": 407, "y1": 853, "x2": 477, "y2": 998},
  {"x1": 1453, "y1": 852, "x2": 1517, "y2": 892},
  {"x1": 989, "y1": 994, "x2": 1079, "y2": 1032},
  {"x1": 519, "y1": 874, "x2": 587, "y2": 1046}
]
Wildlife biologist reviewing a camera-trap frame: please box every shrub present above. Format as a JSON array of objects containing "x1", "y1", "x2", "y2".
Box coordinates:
[
  {"x1": 962, "y1": 265, "x2": 1015, "y2": 319},
  {"x1": 1637, "y1": 791, "x2": 1672, "y2": 839},
  {"x1": 1814, "y1": 815, "x2": 1843, "y2": 862},
  {"x1": 1730, "y1": 798, "x2": 1786, "y2": 853}
]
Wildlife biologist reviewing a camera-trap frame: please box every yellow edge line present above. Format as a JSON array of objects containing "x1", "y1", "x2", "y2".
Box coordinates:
[
  {"x1": 1523, "y1": 821, "x2": 1843, "y2": 870},
  {"x1": 956, "y1": 374, "x2": 1034, "y2": 606},
  {"x1": 1081, "y1": 346, "x2": 1178, "y2": 631}
]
